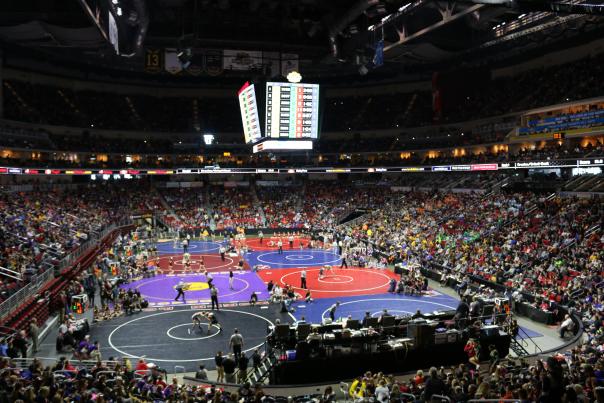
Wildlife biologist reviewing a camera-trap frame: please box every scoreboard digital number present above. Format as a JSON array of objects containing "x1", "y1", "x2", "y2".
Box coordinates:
[
  {"x1": 265, "y1": 82, "x2": 319, "y2": 140},
  {"x1": 238, "y1": 82, "x2": 262, "y2": 144}
]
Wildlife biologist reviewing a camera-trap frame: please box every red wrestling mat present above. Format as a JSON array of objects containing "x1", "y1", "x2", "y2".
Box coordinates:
[
  {"x1": 149, "y1": 253, "x2": 249, "y2": 274},
  {"x1": 256, "y1": 267, "x2": 399, "y2": 299},
  {"x1": 245, "y1": 236, "x2": 317, "y2": 251}
]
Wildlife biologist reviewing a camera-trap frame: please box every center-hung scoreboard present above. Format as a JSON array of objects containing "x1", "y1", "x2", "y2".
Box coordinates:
[{"x1": 237, "y1": 81, "x2": 321, "y2": 152}]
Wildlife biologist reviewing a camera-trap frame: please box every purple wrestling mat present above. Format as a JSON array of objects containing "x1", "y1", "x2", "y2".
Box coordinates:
[{"x1": 120, "y1": 271, "x2": 269, "y2": 307}]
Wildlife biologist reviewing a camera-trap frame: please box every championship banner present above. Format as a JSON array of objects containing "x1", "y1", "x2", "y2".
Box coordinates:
[
  {"x1": 223, "y1": 49, "x2": 262, "y2": 70},
  {"x1": 164, "y1": 48, "x2": 183, "y2": 74},
  {"x1": 203, "y1": 49, "x2": 223, "y2": 76},
  {"x1": 186, "y1": 49, "x2": 204, "y2": 76},
  {"x1": 144, "y1": 48, "x2": 162, "y2": 73},
  {"x1": 281, "y1": 53, "x2": 299, "y2": 76}
]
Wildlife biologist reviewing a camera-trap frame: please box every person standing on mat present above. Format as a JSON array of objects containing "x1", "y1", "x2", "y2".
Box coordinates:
[
  {"x1": 210, "y1": 285, "x2": 219, "y2": 310},
  {"x1": 206, "y1": 270, "x2": 214, "y2": 288},
  {"x1": 277, "y1": 239, "x2": 283, "y2": 254},
  {"x1": 289, "y1": 234, "x2": 294, "y2": 249},
  {"x1": 229, "y1": 328, "x2": 244, "y2": 363},
  {"x1": 328, "y1": 302, "x2": 340, "y2": 322},
  {"x1": 229, "y1": 270, "x2": 234, "y2": 290},
  {"x1": 340, "y1": 251, "x2": 349, "y2": 269},
  {"x1": 300, "y1": 269, "x2": 307, "y2": 289},
  {"x1": 174, "y1": 281, "x2": 186, "y2": 302},
  {"x1": 219, "y1": 245, "x2": 226, "y2": 261},
  {"x1": 258, "y1": 231, "x2": 264, "y2": 244},
  {"x1": 183, "y1": 238, "x2": 189, "y2": 253}
]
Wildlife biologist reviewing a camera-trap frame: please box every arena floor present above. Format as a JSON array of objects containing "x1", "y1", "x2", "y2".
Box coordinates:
[{"x1": 32, "y1": 238, "x2": 566, "y2": 374}]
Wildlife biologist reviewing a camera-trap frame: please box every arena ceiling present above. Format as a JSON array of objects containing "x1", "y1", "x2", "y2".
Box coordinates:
[{"x1": 0, "y1": 0, "x2": 602, "y2": 80}]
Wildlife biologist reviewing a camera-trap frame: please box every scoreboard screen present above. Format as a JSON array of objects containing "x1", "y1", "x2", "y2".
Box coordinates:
[
  {"x1": 265, "y1": 82, "x2": 320, "y2": 140},
  {"x1": 238, "y1": 82, "x2": 262, "y2": 144}
]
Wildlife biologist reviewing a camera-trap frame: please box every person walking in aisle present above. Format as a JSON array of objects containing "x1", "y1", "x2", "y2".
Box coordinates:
[
  {"x1": 29, "y1": 320, "x2": 40, "y2": 353},
  {"x1": 215, "y1": 351, "x2": 225, "y2": 383}
]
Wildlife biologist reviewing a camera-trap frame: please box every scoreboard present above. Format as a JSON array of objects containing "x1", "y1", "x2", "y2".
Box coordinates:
[
  {"x1": 238, "y1": 82, "x2": 262, "y2": 144},
  {"x1": 265, "y1": 82, "x2": 320, "y2": 140}
]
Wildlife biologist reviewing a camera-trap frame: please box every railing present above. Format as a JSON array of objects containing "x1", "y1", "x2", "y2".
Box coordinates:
[
  {"x1": 517, "y1": 325, "x2": 543, "y2": 354},
  {"x1": 0, "y1": 267, "x2": 54, "y2": 320},
  {"x1": 431, "y1": 394, "x2": 452, "y2": 402},
  {"x1": 468, "y1": 400, "x2": 522, "y2": 402},
  {"x1": 57, "y1": 223, "x2": 119, "y2": 269},
  {"x1": 9, "y1": 357, "x2": 119, "y2": 372},
  {"x1": 0, "y1": 219, "x2": 132, "y2": 321}
]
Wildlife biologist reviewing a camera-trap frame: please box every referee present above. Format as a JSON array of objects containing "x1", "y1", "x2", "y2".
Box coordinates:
[
  {"x1": 328, "y1": 301, "x2": 340, "y2": 321},
  {"x1": 210, "y1": 285, "x2": 219, "y2": 310},
  {"x1": 229, "y1": 328, "x2": 244, "y2": 362}
]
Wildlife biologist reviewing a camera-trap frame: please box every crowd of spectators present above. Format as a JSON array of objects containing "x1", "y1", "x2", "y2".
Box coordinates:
[
  {"x1": 1, "y1": 175, "x2": 604, "y2": 402},
  {"x1": 256, "y1": 185, "x2": 307, "y2": 229},
  {"x1": 0, "y1": 183, "x2": 157, "y2": 303},
  {"x1": 159, "y1": 188, "x2": 212, "y2": 232},
  {"x1": 337, "y1": 190, "x2": 604, "y2": 401},
  {"x1": 207, "y1": 186, "x2": 262, "y2": 230}
]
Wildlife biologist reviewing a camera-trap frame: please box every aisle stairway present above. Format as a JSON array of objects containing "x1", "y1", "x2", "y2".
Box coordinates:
[
  {"x1": 204, "y1": 185, "x2": 216, "y2": 230},
  {"x1": 243, "y1": 350, "x2": 278, "y2": 384},
  {"x1": 249, "y1": 182, "x2": 267, "y2": 226}
]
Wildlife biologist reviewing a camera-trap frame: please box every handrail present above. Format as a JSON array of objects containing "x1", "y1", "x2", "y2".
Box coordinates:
[
  {"x1": 10, "y1": 357, "x2": 119, "y2": 371},
  {"x1": 0, "y1": 219, "x2": 132, "y2": 321},
  {"x1": 0, "y1": 269, "x2": 22, "y2": 281},
  {"x1": 517, "y1": 326, "x2": 543, "y2": 354},
  {"x1": 431, "y1": 394, "x2": 452, "y2": 402}
]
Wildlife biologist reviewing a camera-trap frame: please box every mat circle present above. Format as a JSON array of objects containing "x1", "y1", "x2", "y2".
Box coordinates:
[
  {"x1": 108, "y1": 309, "x2": 273, "y2": 363},
  {"x1": 318, "y1": 275, "x2": 354, "y2": 284},
  {"x1": 256, "y1": 251, "x2": 341, "y2": 266},
  {"x1": 166, "y1": 323, "x2": 220, "y2": 340},
  {"x1": 320, "y1": 298, "x2": 458, "y2": 319}
]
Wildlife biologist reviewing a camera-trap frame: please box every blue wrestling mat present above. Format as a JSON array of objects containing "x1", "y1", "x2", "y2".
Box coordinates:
[{"x1": 244, "y1": 249, "x2": 342, "y2": 269}]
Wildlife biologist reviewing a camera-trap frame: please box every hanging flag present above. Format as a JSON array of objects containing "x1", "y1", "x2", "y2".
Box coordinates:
[{"x1": 373, "y1": 40, "x2": 384, "y2": 67}]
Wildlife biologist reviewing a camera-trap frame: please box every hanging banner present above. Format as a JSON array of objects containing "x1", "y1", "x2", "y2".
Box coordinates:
[
  {"x1": 144, "y1": 48, "x2": 162, "y2": 73},
  {"x1": 186, "y1": 49, "x2": 204, "y2": 76},
  {"x1": 164, "y1": 48, "x2": 182, "y2": 74},
  {"x1": 204, "y1": 49, "x2": 223, "y2": 76},
  {"x1": 223, "y1": 49, "x2": 262, "y2": 70}
]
